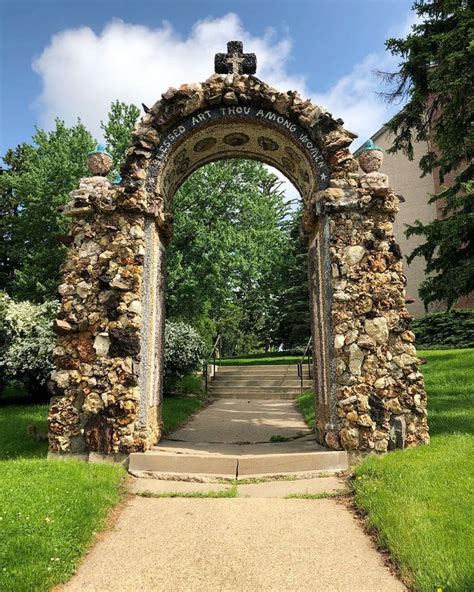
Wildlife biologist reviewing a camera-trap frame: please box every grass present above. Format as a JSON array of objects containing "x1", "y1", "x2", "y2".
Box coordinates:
[
  {"x1": 219, "y1": 352, "x2": 300, "y2": 366},
  {"x1": 285, "y1": 490, "x2": 349, "y2": 500},
  {"x1": 0, "y1": 459, "x2": 125, "y2": 591},
  {"x1": 352, "y1": 348, "x2": 474, "y2": 592},
  {"x1": 162, "y1": 395, "x2": 206, "y2": 434},
  {"x1": 137, "y1": 485, "x2": 237, "y2": 499},
  {"x1": 296, "y1": 389, "x2": 316, "y2": 429},
  {"x1": 0, "y1": 405, "x2": 125, "y2": 592},
  {"x1": 269, "y1": 434, "x2": 291, "y2": 442},
  {"x1": 0, "y1": 404, "x2": 49, "y2": 460}
]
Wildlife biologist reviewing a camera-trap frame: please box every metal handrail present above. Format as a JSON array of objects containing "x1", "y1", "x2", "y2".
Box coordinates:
[
  {"x1": 203, "y1": 334, "x2": 222, "y2": 392},
  {"x1": 297, "y1": 336, "x2": 313, "y2": 394}
]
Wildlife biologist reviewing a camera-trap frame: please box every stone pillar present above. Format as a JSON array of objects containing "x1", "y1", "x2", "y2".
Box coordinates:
[
  {"x1": 307, "y1": 142, "x2": 429, "y2": 453},
  {"x1": 48, "y1": 169, "x2": 161, "y2": 459}
]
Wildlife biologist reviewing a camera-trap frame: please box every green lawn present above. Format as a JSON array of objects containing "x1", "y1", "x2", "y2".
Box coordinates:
[
  {"x1": 0, "y1": 404, "x2": 49, "y2": 460},
  {"x1": 0, "y1": 405, "x2": 125, "y2": 592},
  {"x1": 353, "y1": 349, "x2": 474, "y2": 592},
  {"x1": 0, "y1": 393, "x2": 204, "y2": 591},
  {"x1": 219, "y1": 352, "x2": 300, "y2": 366},
  {"x1": 296, "y1": 390, "x2": 315, "y2": 429},
  {"x1": 162, "y1": 395, "x2": 206, "y2": 434}
]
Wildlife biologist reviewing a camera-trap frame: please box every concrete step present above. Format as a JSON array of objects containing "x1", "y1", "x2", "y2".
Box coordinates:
[
  {"x1": 208, "y1": 391, "x2": 299, "y2": 400},
  {"x1": 216, "y1": 365, "x2": 301, "y2": 374},
  {"x1": 211, "y1": 379, "x2": 312, "y2": 387},
  {"x1": 209, "y1": 385, "x2": 305, "y2": 392},
  {"x1": 214, "y1": 375, "x2": 310, "y2": 382},
  {"x1": 129, "y1": 445, "x2": 348, "y2": 477}
]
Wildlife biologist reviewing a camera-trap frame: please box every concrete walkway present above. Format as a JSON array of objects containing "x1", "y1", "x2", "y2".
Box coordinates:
[
  {"x1": 63, "y1": 491, "x2": 405, "y2": 591},
  {"x1": 129, "y1": 399, "x2": 348, "y2": 476},
  {"x1": 61, "y1": 403, "x2": 405, "y2": 591},
  {"x1": 169, "y1": 399, "x2": 312, "y2": 443}
]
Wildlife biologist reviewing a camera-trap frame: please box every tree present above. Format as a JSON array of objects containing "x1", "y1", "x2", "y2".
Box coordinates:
[
  {"x1": 274, "y1": 207, "x2": 311, "y2": 349},
  {"x1": 167, "y1": 160, "x2": 291, "y2": 352},
  {"x1": 381, "y1": 0, "x2": 473, "y2": 308},
  {"x1": 0, "y1": 120, "x2": 95, "y2": 301},
  {"x1": 101, "y1": 100, "x2": 140, "y2": 170},
  {"x1": 0, "y1": 102, "x2": 140, "y2": 302},
  {"x1": 0, "y1": 145, "x2": 34, "y2": 293}
]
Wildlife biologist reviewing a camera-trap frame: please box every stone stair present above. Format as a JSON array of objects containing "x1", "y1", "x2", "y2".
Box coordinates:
[{"x1": 207, "y1": 364, "x2": 312, "y2": 399}]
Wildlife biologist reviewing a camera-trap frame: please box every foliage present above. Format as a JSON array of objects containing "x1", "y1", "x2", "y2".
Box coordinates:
[
  {"x1": 381, "y1": 0, "x2": 474, "y2": 307},
  {"x1": 172, "y1": 373, "x2": 205, "y2": 397},
  {"x1": 101, "y1": 100, "x2": 140, "y2": 170},
  {"x1": 353, "y1": 348, "x2": 474, "y2": 592},
  {"x1": 168, "y1": 160, "x2": 291, "y2": 354},
  {"x1": 0, "y1": 120, "x2": 95, "y2": 301},
  {"x1": 0, "y1": 101, "x2": 139, "y2": 303},
  {"x1": 412, "y1": 308, "x2": 474, "y2": 349},
  {"x1": 274, "y1": 207, "x2": 311, "y2": 349},
  {"x1": 0, "y1": 293, "x2": 58, "y2": 398},
  {"x1": 164, "y1": 321, "x2": 205, "y2": 382}
]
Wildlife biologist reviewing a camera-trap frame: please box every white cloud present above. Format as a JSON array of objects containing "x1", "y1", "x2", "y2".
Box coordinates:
[
  {"x1": 313, "y1": 11, "x2": 420, "y2": 149},
  {"x1": 32, "y1": 14, "x2": 307, "y2": 139},
  {"x1": 32, "y1": 9, "x2": 418, "y2": 194}
]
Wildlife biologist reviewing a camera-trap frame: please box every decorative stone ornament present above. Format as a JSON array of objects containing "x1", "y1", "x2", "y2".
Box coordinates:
[
  {"x1": 215, "y1": 40, "x2": 257, "y2": 75},
  {"x1": 358, "y1": 139, "x2": 389, "y2": 191},
  {"x1": 48, "y1": 43, "x2": 429, "y2": 462},
  {"x1": 358, "y1": 139, "x2": 384, "y2": 172},
  {"x1": 87, "y1": 144, "x2": 114, "y2": 176}
]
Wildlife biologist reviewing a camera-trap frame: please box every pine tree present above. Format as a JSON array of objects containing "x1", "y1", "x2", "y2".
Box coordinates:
[{"x1": 381, "y1": 0, "x2": 473, "y2": 308}]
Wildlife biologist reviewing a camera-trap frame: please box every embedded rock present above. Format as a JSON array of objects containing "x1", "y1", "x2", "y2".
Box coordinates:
[
  {"x1": 364, "y1": 317, "x2": 389, "y2": 344},
  {"x1": 93, "y1": 333, "x2": 111, "y2": 358},
  {"x1": 348, "y1": 343, "x2": 364, "y2": 376},
  {"x1": 345, "y1": 245, "x2": 365, "y2": 267}
]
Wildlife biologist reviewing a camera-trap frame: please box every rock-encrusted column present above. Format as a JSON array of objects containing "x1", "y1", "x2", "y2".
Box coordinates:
[
  {"x1": 48, "y1": 146, "x2": 161, "y2": 460},
  {"x1": 308, "y1": 140, "x2": 430, "y2": 453}
]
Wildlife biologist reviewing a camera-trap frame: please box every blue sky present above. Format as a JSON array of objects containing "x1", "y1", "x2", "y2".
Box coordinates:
[{"x1": 0, "y1": 0, "x2": 415, "y2": 157}]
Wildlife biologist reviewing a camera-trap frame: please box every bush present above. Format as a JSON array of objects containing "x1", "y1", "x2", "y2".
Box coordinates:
[
  {"x1": 412, "y1": 308, "x2": 474, "y2": 349},
  {"x1": 0, "y1": 293, "x2": 59, "y2": 398},
  {"x1": 164, "y1": 321, "x2": 205, "y2": 383}
]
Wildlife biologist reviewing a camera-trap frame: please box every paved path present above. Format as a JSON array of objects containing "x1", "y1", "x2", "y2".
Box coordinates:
[
  {"x1": 62, "y1": 402, "x2": 405, "y2": 591},
  {"x1": 169, "y1": 399, "x2": 311, "y2": 443},
  {"x1": 63, "y1": 493, "x2": 405, "y2": 592}
]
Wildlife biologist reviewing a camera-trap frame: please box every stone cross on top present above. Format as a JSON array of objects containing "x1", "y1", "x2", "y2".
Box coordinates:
[{"x1": 215, "y1": 41, "x2": 257, "y2": 75}]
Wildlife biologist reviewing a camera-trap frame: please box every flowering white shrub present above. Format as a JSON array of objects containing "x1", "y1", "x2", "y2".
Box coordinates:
[
  {"x1": 164, "y1": 321, "x2": 205, "y2": 381},
  {"x1": 0, "y1": 293, "x2": 59, "y2": 392}
]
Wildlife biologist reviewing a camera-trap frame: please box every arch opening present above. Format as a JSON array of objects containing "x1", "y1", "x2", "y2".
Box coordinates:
[{"x1": 140, "y1": 109, "x2": 333, "y2": 447}]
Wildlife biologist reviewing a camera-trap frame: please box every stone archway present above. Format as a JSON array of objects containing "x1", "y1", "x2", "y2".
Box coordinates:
[{"x1": 48, "y1": 42, "x2": 429, "y2": 461}]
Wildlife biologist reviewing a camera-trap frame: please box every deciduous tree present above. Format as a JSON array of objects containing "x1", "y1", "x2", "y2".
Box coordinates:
[
  {"x1": 101, "y1": 100, "x2": 140, "y2": 170},
  {"x1": 0, "y1": 120, "x2": 94, "y2": 301}
]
